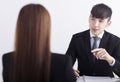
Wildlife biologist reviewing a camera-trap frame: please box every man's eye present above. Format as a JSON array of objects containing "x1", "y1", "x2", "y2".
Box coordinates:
[{"x1": 91, "y1": 18, "x2": 95, "y2": 20}]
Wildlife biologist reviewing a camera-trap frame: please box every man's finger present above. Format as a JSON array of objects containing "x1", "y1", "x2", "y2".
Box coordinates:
[{"x1": 91, "y1": 48, "x2": 101, "y2": 53}]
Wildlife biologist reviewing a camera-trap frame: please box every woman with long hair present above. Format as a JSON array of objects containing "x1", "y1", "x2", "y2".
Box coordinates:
[{"x1": 2, "y1": 3, "x2": 76, "y2": 82}]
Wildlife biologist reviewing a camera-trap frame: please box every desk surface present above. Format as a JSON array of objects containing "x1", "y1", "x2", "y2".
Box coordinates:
[{"x1": 77, "y1": 76, "x2": 120, "y2": 82}]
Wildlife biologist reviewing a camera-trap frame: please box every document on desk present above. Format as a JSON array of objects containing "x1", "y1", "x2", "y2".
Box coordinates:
[
  {"x1": 83, "y1": 76, "x2": 114, "y2": 82},
  {"x1": 76, "y1": 76, "x2": 84, "y2": 82}
]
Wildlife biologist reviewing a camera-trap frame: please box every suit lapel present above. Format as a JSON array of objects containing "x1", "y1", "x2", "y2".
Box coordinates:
[
  {"x1": 83, "y1": 30, "x2": 96, "y2": 65},
  {"x1": 84, "y1": 30, "x2": 91, "y2": 53},
  {"x1": 99, "y1": 31, "x2": 109, "y2": 48}
]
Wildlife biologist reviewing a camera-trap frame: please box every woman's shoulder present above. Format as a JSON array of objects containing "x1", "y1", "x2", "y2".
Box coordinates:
[
  {"x1": 2, "y1": 51, "x2": 14, "y2": 61},
  {"x1": 3, "y1": 51, "x2": 14, "y2": 56}
]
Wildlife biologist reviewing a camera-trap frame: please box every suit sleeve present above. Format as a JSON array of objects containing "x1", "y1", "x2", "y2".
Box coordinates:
[
  {"x1": 111, "y1": 39, "x2": 120, "y2": 77},
  {"x1": 66, "y1": 35, "x2": 77, "y2": 65},
  {"x1": 64, "y1": 55, "x2": 76, "y2": 82}
]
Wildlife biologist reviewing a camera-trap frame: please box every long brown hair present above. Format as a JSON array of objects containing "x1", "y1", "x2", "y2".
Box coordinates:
[{"x1": 12, "y1": 4, "x2": 51, "y2": 82}]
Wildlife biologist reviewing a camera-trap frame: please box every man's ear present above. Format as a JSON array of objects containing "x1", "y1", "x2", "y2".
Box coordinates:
[{"x1": 106, "y1": 21, "x2": 111, "y2": 27}]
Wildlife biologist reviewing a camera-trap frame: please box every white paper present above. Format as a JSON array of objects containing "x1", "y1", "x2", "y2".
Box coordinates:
[
  {"x1": 77, "y1": 76, "x2": 114, "y2": 82},
  {"x1": 76, "y1": 76, "x2": 84, "y2": 82},
  {"x1": 83, "y1": 76, "x2": 113, "y2": 82}
]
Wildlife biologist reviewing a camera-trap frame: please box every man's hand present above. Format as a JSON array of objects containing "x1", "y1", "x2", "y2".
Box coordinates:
[
  {"x1": 91, "y1": 48, "x2": 115, "y2": 64},
  {"x1": 74, "y1": 70, "x2": 80, "y2": 77}
]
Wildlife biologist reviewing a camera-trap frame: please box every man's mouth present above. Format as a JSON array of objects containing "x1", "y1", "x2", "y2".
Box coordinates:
[{"x1": 92, "y1": 29, "x2": 99, "y2": 32}]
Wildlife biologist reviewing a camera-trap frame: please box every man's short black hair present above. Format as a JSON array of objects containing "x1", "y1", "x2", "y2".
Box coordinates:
[{"x1": 91, "y1": 3, "x2": 112, "y2": 20}]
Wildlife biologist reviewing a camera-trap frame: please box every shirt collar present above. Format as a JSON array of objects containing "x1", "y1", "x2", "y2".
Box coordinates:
[{"x1": 90, "y1": 31, "x2": 104, "y2": 39}]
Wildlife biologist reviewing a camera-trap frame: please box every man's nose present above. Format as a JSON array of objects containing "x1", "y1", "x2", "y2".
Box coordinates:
[{"x1": 94, "y1": 21, "x2": 99, "y2": 27}]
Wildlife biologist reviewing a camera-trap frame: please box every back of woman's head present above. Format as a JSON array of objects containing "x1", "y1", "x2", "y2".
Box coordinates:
[{"x1": 12, "y1": 3, "x2": 51, "y2": 82}]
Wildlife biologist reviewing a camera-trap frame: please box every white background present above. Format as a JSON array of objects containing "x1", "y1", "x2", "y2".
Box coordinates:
[{"x1": 1, "y1": 0, "x2": 120, "y2": 81}]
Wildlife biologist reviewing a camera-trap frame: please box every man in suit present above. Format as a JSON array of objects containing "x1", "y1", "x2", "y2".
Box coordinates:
[{"x1": 66, "y1": 3, "x2": 120, "y2": 77}]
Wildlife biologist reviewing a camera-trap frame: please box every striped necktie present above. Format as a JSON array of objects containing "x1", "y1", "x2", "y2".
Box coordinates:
[{"x1": 92, "y1": 36, "x2": 99, "y2": 50}]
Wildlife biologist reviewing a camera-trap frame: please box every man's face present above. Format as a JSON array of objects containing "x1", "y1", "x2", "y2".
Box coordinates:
[{"x1": 89, "y1": 15, "x2": 111, "y2": 36}]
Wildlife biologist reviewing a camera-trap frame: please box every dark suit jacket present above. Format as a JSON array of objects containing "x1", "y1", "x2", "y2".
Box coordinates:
[
  {"x1": 66, "y1": 30, "x2": 120, "y2": 77},
  {"x1": 50, "y1": 53, "x2": 76, "y2": 82},
  {"x1": 2, "y1": 52, "x2": 76, "y2": 82}
]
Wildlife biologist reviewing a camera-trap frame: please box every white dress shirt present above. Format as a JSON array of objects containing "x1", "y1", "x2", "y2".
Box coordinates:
[{"x1": 90, "y1": 31, "x2": 104, "y2": 49}]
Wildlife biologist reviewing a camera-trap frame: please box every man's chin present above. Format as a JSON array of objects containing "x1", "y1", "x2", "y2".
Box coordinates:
[{"x1": 93, "y1": 32, "x2": 100, "y2": 36}]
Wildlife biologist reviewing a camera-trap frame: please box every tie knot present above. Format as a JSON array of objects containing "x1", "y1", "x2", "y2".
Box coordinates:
[{"x1": 93, "y1": 36, "x2": 99, "y2": 41}]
